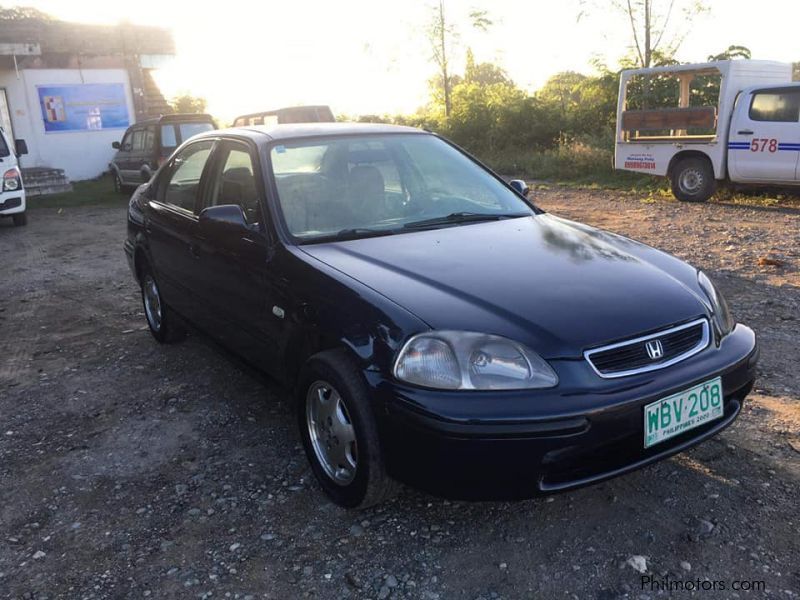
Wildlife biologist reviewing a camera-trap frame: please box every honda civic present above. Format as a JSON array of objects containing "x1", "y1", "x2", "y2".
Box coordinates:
[{"x1": 124, "y1": 123, "x2": 758, "y2": 507}]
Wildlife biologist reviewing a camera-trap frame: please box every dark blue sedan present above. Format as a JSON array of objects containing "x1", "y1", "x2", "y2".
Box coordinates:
[{"x1": 124, "y1": 123, "x2": 758, "y2": 507}]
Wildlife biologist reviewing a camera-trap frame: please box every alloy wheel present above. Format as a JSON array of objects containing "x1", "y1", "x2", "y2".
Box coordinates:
[
  {"x1": 142, "y1": 275, "x2": 162, "y2": 332},
  {"x1": 306, "y1": 380, "x2": 358, "y2": 485}
]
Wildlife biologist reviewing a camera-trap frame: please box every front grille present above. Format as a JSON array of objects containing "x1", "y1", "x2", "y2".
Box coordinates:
[{"x1": 585, "y1": 318, "x2": 709, "y2": 378}]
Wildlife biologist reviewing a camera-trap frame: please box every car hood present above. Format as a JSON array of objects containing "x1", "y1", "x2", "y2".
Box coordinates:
[{"x1": 299, "y1": 214, "x2": 708, "y2": 358}]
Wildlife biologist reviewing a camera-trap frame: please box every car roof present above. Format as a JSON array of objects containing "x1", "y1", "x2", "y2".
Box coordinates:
[
  {"x1": 207, "y1": 122, "x2": 426, "y2": 142},
  {"x1": 134, "y1": 113, "x2": 216, "y2": 127},
  {"x1": 741, "y1": 82, "x2": 800, "y2": 94}
]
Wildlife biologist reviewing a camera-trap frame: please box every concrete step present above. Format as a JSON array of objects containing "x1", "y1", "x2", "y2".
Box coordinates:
[{"x1": 21, "y1": 167, "x2": 73, "y2": 197}]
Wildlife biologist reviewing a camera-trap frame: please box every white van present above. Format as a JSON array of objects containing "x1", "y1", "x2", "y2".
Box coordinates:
[
  {"x1": 0, "y1": 127, "x2": 27, "y2": 226},
  {"x1": 614, "y1": 60, "x2": 799, "y2": 201}
]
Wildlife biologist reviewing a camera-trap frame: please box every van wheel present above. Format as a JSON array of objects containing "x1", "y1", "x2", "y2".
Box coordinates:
[
  {"x1": 297, "y1": 349, "x2": 399, "y2": 509},
  {"x1": 139, "y1": 264, "x2": 185, "y2": 343},
  {"x1": 113, "y1": 170, "x2": 126, "y2": 194},
  {"x1": 670, "y1": 157, "x2": 715, "y2": 202},
  {"x1": 12, "y1": 212, "x2": 27, "y2": 226}
]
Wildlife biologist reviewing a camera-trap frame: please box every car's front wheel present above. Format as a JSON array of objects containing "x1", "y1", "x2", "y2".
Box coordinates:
[
  {"x1": 139, "y1": 265, "x2": 185, "y2": 343},
  {"x1": 297, "y1": 349, "x2": 399, "y2": 508}
]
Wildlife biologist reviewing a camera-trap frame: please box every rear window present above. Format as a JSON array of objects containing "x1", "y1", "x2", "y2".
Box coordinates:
[
  {"x1": 160, "y1": 122, "x2": 215, "y2": 153},
  {"x1": 749, "y1": 91, "x2": 800, "y2": 122},
  {"x1": 179, "y1": 122, "x2": 214, "y2": 141}
]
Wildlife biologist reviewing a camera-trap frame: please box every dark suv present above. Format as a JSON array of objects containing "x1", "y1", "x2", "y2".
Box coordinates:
[{"x1": 110, "y1": 114, "x2": 216, "y2": 192}]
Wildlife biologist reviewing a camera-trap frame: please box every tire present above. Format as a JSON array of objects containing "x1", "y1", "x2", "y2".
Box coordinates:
[
  {"x1": 112, "y1": 170, "x2": 127, "y2": 194},
  {"x1": 12, "y1": 212, "x2": 27, "y2": 226},
  {"x1": 670, "y1": 157, "x2": 716, "y2": 202},
  {"x1": 297, "y1": 349, "x2": 399, "y2": 508},
  {"x1": 139, "y1": 263, "x2": 186, "y2": 344}
]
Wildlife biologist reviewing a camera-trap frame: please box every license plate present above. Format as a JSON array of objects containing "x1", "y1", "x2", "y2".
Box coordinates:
[{"x1": 644, "y1": 377, "x2": 723, "y2": 448}]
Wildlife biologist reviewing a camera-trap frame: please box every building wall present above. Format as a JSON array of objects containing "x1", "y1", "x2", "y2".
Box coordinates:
[{"x1": 0, "y1": 68, "x2": 136, "y2": 180}]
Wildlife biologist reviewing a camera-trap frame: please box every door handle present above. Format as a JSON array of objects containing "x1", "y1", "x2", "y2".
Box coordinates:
[{"x1": 737, "y1": 130, "x2": 754, "y2": 135}]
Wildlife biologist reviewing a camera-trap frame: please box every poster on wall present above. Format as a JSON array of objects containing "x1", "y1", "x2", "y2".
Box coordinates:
[{"x1": 37, "y1": 83, "x2": 130, "y2": 133}]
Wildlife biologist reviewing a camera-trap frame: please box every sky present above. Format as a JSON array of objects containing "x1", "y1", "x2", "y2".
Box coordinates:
[{"x1": 10, "y1": 0, "x2": 800, "y2": 122}]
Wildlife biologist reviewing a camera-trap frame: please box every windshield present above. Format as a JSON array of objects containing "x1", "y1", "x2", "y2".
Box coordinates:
[
  {"x1": 269, "y1": 134, "x2": 533, "y2": 242},
  {"x1": 0, "y1": 132, "x2": 9, "y2": 157}
]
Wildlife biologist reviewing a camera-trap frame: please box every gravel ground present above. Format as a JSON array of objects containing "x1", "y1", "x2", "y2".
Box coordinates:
[{"x1": 0, "y1": 189, "x2": 798, "y2": 600}]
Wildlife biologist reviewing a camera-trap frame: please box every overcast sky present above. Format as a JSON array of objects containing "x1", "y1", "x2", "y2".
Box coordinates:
[{"x1": 11, "y1": 0, "x2": 800, "y2": 121}]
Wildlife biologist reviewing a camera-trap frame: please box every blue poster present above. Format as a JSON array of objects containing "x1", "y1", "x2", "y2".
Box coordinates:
[{"x1": 37, "y1": 83, "x2": 130, "y2": 132}]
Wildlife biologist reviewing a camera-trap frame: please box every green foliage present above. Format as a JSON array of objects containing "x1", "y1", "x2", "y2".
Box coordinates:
[
  {"x1": 0, "y1": 6, "x2": 54, "y2": 20},
  {"x1": 357, "y1": 43, "x2": 773, "y2": 189},
  {"x1": 707, "y1": 45, "x2": 752, "y2": 61},
  {"x1": 170, "y1": 93, "x2": 207, "y2": 114}
]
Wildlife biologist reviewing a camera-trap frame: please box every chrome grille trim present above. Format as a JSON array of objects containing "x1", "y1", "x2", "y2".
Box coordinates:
[{"x1": 584, "y1": 318, "x2": 710, "y2": 379}]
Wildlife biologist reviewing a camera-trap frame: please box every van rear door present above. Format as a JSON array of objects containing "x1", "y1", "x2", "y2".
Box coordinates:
[{"x1": 728, "y1": 87, "x2": 800, "y2": 182}]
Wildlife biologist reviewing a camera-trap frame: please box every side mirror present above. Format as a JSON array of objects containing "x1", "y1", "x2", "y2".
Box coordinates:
[
  {"x1": 199, "y1": 204, "x2": 248, "y2": 235},
  {"x1": 112, "y1": 141, "x2": 121, "y2": 150},
  {"x1": 509, "y1": 179, "x2": 530, "y2": 197},
  {"x1": 14, "y1": 139, "x2": 28, "y2": 156}
]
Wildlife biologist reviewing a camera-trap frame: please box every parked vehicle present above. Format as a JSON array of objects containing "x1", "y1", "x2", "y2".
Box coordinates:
[
  {"x1": 0, "y1": 127, "x2": 28, "y2": 226},
  {"x1": 615, "y1": 59, "x2": 800, "y2": 202},
  {"x1": 125, "y1": 123, "x2": 758, "y2": 507},
  {"x1": 110, "y1": 114, "x2": 216, "y2": 192},
  {"x1": 232, "y1": 105, "x2": 334, "y2": 127}
]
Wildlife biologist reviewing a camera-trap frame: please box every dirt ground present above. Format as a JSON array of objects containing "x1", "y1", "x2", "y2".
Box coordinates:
[{"x1": 1, "y1": 189, "x2": 798, "y2": 600}]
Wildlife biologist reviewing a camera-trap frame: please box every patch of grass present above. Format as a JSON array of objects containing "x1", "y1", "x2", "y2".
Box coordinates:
[{"x1": 26, "y1": 176, "x2": 127, "y2": 209}]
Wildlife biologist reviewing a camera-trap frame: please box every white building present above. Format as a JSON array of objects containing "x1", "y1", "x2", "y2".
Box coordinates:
[{"x1": 0, "y1": 16, "x2": 174, "y2": 193}]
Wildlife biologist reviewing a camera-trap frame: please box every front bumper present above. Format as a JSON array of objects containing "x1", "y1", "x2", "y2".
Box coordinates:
[
  {"x1": 0, "y1": 191, "x2": 25, "y2": 215},
  {"x1": 371, "y1": 324, "x2": 758, "y2": 500}
]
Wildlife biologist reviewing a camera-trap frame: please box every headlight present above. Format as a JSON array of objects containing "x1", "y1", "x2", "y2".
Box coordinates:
[
  {"x1": 393, "y1": 331, "x2": 558, "y2": 390},
  {"x1": 698, "y1": 271, "x2": 735, "y2": 337},
  {"x1": 3, "y1": 169, "x2": 20, "y2": 191}
]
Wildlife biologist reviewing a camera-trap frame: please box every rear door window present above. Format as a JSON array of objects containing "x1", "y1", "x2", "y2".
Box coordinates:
[
  {"x1": 143, "y1": 127, "x2": 157, "y2": 153},
  {"x1": 160, "y1": 140, "x2": 215, "y2": 213}
]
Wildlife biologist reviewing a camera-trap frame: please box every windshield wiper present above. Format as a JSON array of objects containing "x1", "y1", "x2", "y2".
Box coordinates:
[
  {"x1": 300, "y1": 227, "x2": 400, "y2": 244},
  {"x1": 402, "y1": 211, "x2": 530, "y2": 230}
]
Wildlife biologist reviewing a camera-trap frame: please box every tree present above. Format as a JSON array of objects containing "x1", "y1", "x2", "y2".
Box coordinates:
[
  {"x1": 427, "y1": 1, "x2": 454, "y2": 117},
  {"x1": 0, "y1": 6, "x2": 54, "y2": 19},
  {"x1": 464, "y1": 48, "x2": 512, "y2": 86},
  {"x1": 707, "y1": 45, "x2": 751, "y2": 61},
  {"x1": 581, "y1": 0, "x2": 708, "y2": 68},
  {"x1": 170, "y1": 93, "x2": 207, "y2": 114},
  {"x1": 426, "y1": 3, "x2": 493, "y2": 117}
]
